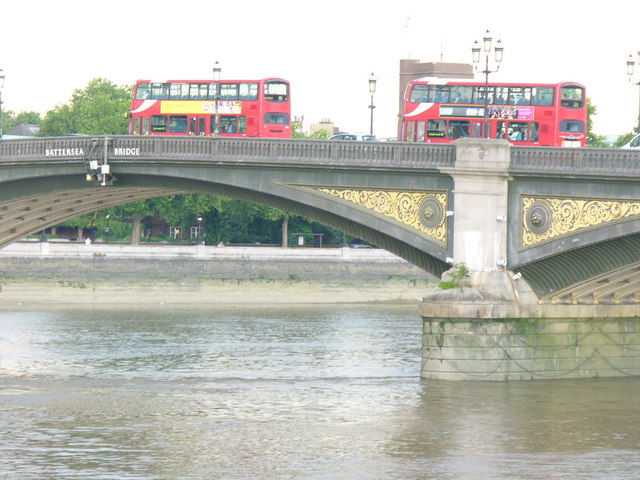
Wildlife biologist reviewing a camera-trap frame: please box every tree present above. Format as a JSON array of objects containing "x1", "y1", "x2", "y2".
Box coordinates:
[
  {"x1": 0, "y1": 110, "x2": 41, "y2": 134},
  {"x1": 38, "y1": 78, "x2": 130, "y2": 136},
  {"x1": 586, "y1": 98, "x2": 608, "y2": 147},
  {"x1": 291, "y1": 117, "x2": 330, "y2": 139},
  {"x1": 614, "y1": 131, "x2": 637, "y2": 147}
]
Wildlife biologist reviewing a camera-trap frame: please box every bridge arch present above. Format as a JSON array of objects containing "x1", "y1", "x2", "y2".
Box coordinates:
[{"x1": 0, "y1": 137, "x2": 456, "y2": 278}]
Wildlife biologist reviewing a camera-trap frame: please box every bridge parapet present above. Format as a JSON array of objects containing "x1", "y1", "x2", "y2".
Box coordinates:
[
  {"x1": 0, "y1": 136, "x2": 456, "y2": 171},
  {"x1": 510, "y1": 146, "x2": 640, "y2": 178}
]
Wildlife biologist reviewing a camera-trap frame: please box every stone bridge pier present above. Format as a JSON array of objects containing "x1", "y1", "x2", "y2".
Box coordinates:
[{"x1": 419, "y1": 139, "x2": 640, "y2": 381}]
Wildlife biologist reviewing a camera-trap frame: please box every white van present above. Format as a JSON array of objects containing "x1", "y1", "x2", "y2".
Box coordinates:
[{"x1": 621, "y1": 133, "x2": 640, "y2": 149}]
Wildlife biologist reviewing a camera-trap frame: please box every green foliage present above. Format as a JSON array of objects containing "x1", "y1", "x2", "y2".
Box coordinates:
[
  {"x1": 291, "y1": 118, "x2": 330, "y2": 139},
  {"x1": 438, "y1": 263, "x2": 469, "y2": 290},
  {"x1": 0, "y1": 110, "x2": 42, "y2": 134},
  {"x1": 38, "y1": 78, "x2": 131, "y2": 136},
  {"x1": 586, "y1": 98, "x2": 608, "y2": 147},
  {"x1": 614, "y1": 131, "x2": 637, "y2": 147}
]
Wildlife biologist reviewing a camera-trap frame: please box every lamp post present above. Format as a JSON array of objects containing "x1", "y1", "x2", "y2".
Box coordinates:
[
  {"x1": 0, "y1": 68, "x2": 5, "y2": 139},
  {"x1": 627, "y1": 52, "x2": 640, "y2": 134},
  {"x1": 472, "y1": 30, "x2": 503, "y2": 138},
  {"x1": 197, "y1": 216, "x2": 204, "y2": 244},
  {"x1": 368, "y1": 73, "x2": 377, "y2": 136},
  {"x1": 212, "y1": 61, "x2": 221, "y2": 135},
  {"x1": 105, "y1": 214, "x2": 110, "y2": 243}
]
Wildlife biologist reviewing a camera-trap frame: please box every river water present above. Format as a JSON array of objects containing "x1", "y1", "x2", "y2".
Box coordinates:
[{"x1": 1, "y1": 305, "x2": 639, "y2": 479}]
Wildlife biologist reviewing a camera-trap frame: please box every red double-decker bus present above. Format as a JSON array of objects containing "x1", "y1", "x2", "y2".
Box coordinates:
[
  {"x1": 129, "y1": 78, "x2": 291, "y2": 138},
  {"x1": 400, "y1": 79, "x2": 586, "y2": 147}
]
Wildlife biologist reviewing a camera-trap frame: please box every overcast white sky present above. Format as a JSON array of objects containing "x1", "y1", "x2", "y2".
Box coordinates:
[{"x1": 2, "y1": 0, "x2": 639, "y2": 139}]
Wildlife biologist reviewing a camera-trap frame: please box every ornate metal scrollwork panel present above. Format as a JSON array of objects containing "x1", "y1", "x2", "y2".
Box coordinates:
[
  {"x1": 316, "y1": 188, "x2": 448, "y2": 247},
  {"x1": 522, "y1": 195, "x2": 640, "y2": 248}
]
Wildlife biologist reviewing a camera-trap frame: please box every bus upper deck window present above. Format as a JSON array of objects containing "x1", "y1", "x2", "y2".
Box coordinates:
[{"x1": 136, "y1": 83, "x2": 151, "y2": 100}]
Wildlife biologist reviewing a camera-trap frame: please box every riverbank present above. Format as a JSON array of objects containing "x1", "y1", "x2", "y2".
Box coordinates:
[{"x1": 0, "y1": 242, "x2": 437, "y2": 307}]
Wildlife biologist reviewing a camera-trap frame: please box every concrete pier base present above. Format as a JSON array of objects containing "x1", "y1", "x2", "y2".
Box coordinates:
[{"x1": 419, "y1": 279, "x2": 640, "y2": 381}]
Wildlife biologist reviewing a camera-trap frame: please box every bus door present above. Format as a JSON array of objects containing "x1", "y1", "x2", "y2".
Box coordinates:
[{"x1": 189, "y1": 117, "x2": 206, "y2": 135}]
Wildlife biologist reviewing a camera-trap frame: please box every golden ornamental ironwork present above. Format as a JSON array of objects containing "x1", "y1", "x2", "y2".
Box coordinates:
[
  {"x1": 522, "y1": 196, "x2": 640, "y2": 247},
  {"x1": 317, "y1": 188, "x2": 448, "y2": 246}
]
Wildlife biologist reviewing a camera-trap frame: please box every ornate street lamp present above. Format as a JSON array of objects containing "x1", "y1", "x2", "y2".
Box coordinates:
[
  {"x1": 368, "y1": 73, "x2": 377, "y2": 136},
  {"x1": 627, "y1": 52, "x2": 640, "y2": 134},
  {"x1": 472, "y1": 30, "x2": 503, "y2": 138},
  {"x1": 0, "y1": 68, "x2": 5, "y2": 139},
  {"x1": 212, "y1": 61, "x2": 221, "y2": 135}
]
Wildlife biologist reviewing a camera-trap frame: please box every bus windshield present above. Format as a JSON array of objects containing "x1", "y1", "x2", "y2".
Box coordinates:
[{"x1": 264, "y1": 81, "x2": 288, "y2": 102}]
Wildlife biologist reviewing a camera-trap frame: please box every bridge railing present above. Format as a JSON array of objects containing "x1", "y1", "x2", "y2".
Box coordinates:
[
  {"x1": 3, "y1": 137, "x2": 639, "y2": 177},
  {"x1": 511, "y1": 147, "x2": 640, "y2": 178},
  {"x1": 0, "y1": 136, "x2": 456, "y2": 170}
]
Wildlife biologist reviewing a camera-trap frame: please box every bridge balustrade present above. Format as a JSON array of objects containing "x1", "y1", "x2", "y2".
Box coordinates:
[
  {"x1": 510, "y1": 147, "x2": 640, "y2": 178},
  {"x1": 4, "y1": 137, "x2": 640, "y2": 177},
  {"x1": 0, "y1": 137, "x2": 458, "y2": 170}
]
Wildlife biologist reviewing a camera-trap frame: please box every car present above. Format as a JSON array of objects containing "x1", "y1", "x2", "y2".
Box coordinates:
[
  {"x1": 329, "y1": 133, "x2": 378, "y2": 141},
  {"x1": 349, "y1": 241, "x2": 373, "y2": 248},
  {"x1": 621, "y1": 133, "x2": 640, "y2": 149}
]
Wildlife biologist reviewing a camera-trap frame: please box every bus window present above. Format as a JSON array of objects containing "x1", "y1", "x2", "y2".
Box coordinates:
[
  {"x1": 508, "y1": 121, "x2": 529, "y2": 141},
  {"x1": 451, "y1": 86, "x2": 472, "y2": 104},
  {"x1": 136, "y1": 83, "x2": 151, "y2": 100},
  {"x1": 435, "y1": 86, "x2": 450, "y2": 103},
  {"x1": 406, "y1": 121, "x2": 415, "y2": 141},
  {"x1": 264, "y1": 113, "x2": 289, "y2": 124},
  {"x1": 507, "y1": 87, "x2": 531, "y2": 105},
  {"x1": 416, "y1": 121, "x2": 425, "y2": 141},
  {"x1": 474, "y1": 86, "x2": 495, "y2": 104},
  {"x1": 264, "y1": 81, "x2": 289, "y2": 102},
  {"x1": 410, "y1": 84, "x2": 428, "y2": 102},
  {"x1": 133, "y1": 118, "x2": 140, "y2": 135},
  {"x1": 497, "y1": 122, "x2": 506, "y2": 139},
  {"x1": 427, "y1": 119, "x2": 445, "y2": 138},
  {"x1": 448, "y1": 120, "x2": 470, "y2": 138},
  {"x1": 529, "y1": 122, "x2": 539, "y2": 142},
  {"x1": 208, "y1": 83, "x2": 219, "y2": 100},
  {"x1": 239, "y1": 83, "x2": 259, "y2": 100},
  {"x1": 426, "y1": 86, "x2": 440, "y2": 103},
  {"x1": 561, "y1": 86, "x2": 584, "y2": 108},
  {"x1": 151, "y1": 115, "x2": 167, "y2": 132},
  {"x1": 189, "y1": 83, "x2": 208, "y2": 100},
  {"x1": 494, "y1": 87, "x2": 509, "y2": 105},
  {"x1": 169, "y1": 83, "x2": 189, "y2": 99},
  {"x1": 219, "y1": 115, "x2": 238, "y2": 133},
  {"x1": 151, "y1": 83, "x2": 170, "y2": 100},
  {"x1": 220, "y1": 83, "x2": 239, "y2": 100},
  {"x1": 169, "y1": 116, "x2": 188, "y2": 133},
  {"x1": 559, "y1": 120, "x2": 584, "y2": 133},
  {"x1": 532, "y1": 87, "x2": 553, "y2": 105}
]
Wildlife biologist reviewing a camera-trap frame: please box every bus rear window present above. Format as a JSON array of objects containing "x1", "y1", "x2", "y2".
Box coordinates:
[
  {"x1": 264, "y1": 113, "x2": 290, "y2": 124},
  {"x1": 559, "y1": 120, "x2": 584, "y2": 133}
]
